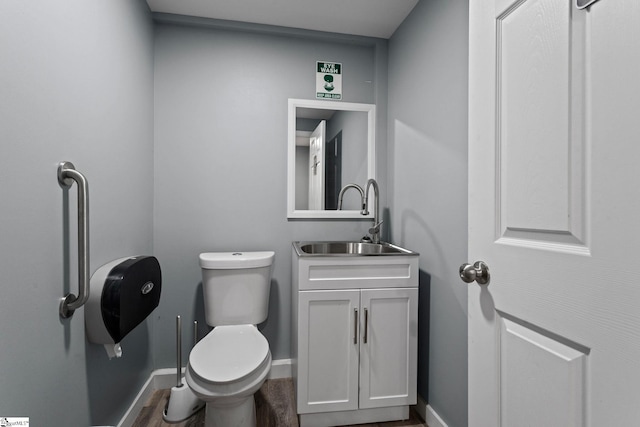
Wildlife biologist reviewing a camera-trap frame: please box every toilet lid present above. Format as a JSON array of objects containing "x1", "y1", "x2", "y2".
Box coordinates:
[{"x1": 189, "y1": 325, "x2": 269, "y2": 384}]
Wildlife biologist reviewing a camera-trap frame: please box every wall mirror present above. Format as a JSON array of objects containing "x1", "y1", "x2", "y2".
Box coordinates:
[{"x1": 287, "y1": 98, "x2": 376, "y2": 219}]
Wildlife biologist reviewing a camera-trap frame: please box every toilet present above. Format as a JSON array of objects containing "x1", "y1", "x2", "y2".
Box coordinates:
[{"x1": 186, "y1": 251, "x2": 275, "y2": 427}]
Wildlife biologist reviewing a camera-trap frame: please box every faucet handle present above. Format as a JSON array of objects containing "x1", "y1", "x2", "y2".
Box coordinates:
[{"x1": 369, "y1": 220, "x2": 383, "y2": 234}]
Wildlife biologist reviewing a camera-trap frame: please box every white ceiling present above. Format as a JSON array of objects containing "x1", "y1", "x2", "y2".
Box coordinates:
[{"x1": 146, "y1": 0, "x2": 419, "y2": 39}]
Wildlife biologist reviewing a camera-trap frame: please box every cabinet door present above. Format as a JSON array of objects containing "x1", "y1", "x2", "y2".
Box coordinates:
[
  {"x1": 297, "y1": 289, "x2": 360, "y2": 414},
  {"x1": 359, "y1": 287, "x2": 418, "y2": 409}
]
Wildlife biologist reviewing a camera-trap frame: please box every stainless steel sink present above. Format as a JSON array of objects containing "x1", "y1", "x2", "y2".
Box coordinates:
[{"x1": 293, "y1": 241, "x2": 418, "y2": 256}]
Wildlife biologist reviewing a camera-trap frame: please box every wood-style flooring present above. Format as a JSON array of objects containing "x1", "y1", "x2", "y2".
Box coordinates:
[{"x1": 132, "y1": 378, "x2": 428, "y2": 427}]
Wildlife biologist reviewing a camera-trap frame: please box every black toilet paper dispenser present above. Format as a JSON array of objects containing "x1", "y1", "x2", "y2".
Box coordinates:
[{"x1": 85, "y1": 256, "x2": 161, "y2": 358}]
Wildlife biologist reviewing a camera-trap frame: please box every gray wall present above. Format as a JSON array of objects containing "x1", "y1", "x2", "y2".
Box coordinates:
[
  {"x1": 153, "y1": 19, "x2": 388, "y2": 366},
  {"x1": 0, "y1": 1, "x2": 154, "y2": 425},
  {"x1": 388, "y1": 1, "x2": 469, "y2": 426},
  {"x1": 0, "y1": 2, "x2": 470, "y2": 425}
]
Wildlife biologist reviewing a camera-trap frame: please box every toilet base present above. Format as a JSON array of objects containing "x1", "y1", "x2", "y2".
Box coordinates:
[{"x1": 204, "y1": 395, "x2": 256, "y2": 427}]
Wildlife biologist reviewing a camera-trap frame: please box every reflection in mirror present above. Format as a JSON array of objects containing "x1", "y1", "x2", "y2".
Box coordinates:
[{"x1": 287, "y1": 99, "x2": 376, "y2": 219}]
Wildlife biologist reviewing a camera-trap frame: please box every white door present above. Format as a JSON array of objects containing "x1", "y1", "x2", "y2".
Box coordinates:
[
  {"x1": 308, "y1": 120, "x2": 326, "y2": 210},
  {"x1": 468, "y1": 0, "x2": 640, "y2": 426},
  {"x1": 359, "y1": 288, "x2": 418, "y2": 409},
  {"x1": 297, "y1": 289, "x2": 360, "y2": 414}
]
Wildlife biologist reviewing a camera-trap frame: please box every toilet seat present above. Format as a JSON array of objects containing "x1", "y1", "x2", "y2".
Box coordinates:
[{"x1": 189, "y1": 325, "x2": 269, "y2": 385}]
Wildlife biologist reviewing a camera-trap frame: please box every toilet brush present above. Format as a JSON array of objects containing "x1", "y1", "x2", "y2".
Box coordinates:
[{"x1": 163, "y1": 316, "x2": 205, "y2": 423}]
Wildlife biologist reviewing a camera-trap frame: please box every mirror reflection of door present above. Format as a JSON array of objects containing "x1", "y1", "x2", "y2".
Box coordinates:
[
  {"x1": 290, "y1": 100, "x2": 373, "y2": 217},
  {"x1": 308, "y1": 120, "x2": 326, "y2": 210},
  {"x1": 324, "y1": 131, "x2": 342, "y2": 210}
]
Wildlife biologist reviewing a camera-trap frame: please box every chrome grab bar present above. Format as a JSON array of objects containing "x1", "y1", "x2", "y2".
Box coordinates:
[{"x1": 58, "y1": 161, "x2": 90, "y2": 318}]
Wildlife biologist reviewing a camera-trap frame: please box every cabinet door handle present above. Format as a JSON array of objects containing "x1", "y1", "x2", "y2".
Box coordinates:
[
  {"x1": 354, "y1": 308, "x2": 358, "y2": 344},
  {"x1": 363, "y1": 308, "x2": 369, "y2": 344}
]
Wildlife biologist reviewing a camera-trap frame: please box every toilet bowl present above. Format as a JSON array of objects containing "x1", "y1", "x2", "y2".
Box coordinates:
[
  {"x1": 186, "y1": 251, "x2": 275, "y2": 427},
  {"x1": 186, "y1": 325, "x2": 272, "y2": 426}
]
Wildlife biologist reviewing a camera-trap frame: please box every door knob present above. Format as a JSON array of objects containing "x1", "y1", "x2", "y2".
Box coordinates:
[{"x1": 459, "y1": 261, "x2": 490, "y2": 285}]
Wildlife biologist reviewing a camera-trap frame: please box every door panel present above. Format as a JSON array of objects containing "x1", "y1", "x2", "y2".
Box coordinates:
[
  {"x1": 499, "y1": 0, "x2": 572, "y2": 234},
  {"x1": 297, "y1": 290, "x2": 359, "y2": 414},
  {"x1": 496, "y1": 0, "x2": 589, "y2": 250},
  {"x1": 324, "y1": 131, "x2": 342, "y2": 210},
  {"x1": 359, "y1": 288, "x2": 417, "y2": 409},
  {"x1": 469, "y1": 0, "x2": 640, "y2": 425},
  {"x1": 308, "y1": 120, "x2": 326, "y2": 210},
  {"x1": 499, "y1": 315, "x2": 588, "y2": 426}
]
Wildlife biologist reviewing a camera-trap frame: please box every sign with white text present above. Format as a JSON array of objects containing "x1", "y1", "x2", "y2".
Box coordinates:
[{"x1": 316, "y1": 61, "x2": 342, "y2": 100}]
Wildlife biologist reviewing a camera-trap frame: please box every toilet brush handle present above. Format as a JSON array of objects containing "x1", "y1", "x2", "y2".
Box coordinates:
[
  {"x1": 194, "y1": 320, "x2": 198, "y2": 347},
  {"x1": 176, "y1": 315, "x2": 182, "y2": 387}
]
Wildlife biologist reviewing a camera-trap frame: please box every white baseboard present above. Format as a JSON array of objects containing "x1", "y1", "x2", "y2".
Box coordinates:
[
  {"x1": 425, "y1": 405, "x2": 448, "y2": 427},
  {"x1": 116, "y1": 359, "x2": 292, "y2": 427},
  {"x1": 414, "y1": 395, "x2": 449, "y2": 427},
  {"x1": 116, "y1": 369, "x2": 164, "y2": 427},
  {"x1": 269, "y1": 358, "x2": 292, "y2": 379}
]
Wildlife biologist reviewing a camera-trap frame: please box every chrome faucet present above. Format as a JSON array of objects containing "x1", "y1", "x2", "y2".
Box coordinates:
[
  {"x1": 337, "y1": 180, "x2": 382, "y2": 243},
  {"x1": 364, "y1": 179, "x2": 382, "y2": 244},
  {"x1": 337, "y1": 183, "x2": 366, "y2": 213}
]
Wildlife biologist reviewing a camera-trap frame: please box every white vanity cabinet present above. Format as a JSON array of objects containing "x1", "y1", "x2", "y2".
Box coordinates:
[{"x1": 292, "y1": 248, "x2": 419, "y2": 427}]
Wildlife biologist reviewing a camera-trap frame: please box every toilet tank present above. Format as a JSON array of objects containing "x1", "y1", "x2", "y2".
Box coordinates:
[{"x1": 199, "y1": 251, "x2": 275, "y2": 327}]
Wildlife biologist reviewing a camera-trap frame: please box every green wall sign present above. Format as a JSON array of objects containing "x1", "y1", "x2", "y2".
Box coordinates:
[{"x1": 316, "y1": 61, "x2": 342, "y2": 100}]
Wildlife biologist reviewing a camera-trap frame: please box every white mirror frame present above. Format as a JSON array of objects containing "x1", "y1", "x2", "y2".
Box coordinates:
[{"x1": 287, "y1": 98, "x2": 376, "y2": 219}]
